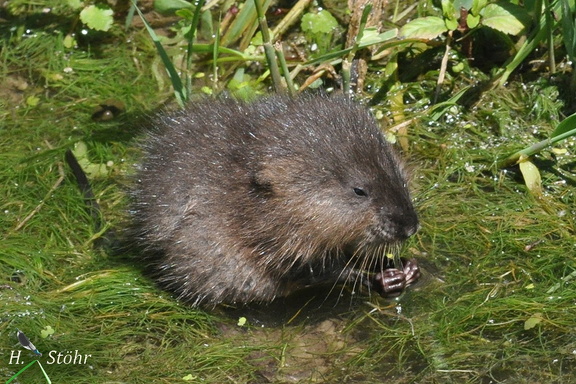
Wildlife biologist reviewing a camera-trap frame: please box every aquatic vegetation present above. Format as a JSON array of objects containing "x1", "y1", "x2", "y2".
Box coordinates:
[{"x1": 0, "y1": 0, "x2": 575, "y2": 382}]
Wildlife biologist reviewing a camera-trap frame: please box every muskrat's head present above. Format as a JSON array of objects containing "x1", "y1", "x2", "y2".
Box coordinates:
[{"x1": 243, "y1": 95, "x2": 419, "y2": 268}]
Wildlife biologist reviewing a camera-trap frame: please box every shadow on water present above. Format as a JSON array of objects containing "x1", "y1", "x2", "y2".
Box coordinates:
[{"x1": 220, "y1": 284, "x2": 371, "y2": 327}]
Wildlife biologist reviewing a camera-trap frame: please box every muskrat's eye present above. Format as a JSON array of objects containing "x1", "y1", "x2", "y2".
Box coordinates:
[{"x1": 353, "y1": 187, "x2": 368, "y2": 197}]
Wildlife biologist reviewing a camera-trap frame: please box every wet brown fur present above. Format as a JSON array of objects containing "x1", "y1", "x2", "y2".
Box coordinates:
[{"x1": 130, "y1": 94, "x2": 418, "y2": 306}]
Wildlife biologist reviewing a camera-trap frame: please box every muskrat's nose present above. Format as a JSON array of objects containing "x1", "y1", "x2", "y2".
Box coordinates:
[
  {"x1": 403, "y1": 221, "x2": 419, "y2": 238},
  {"x1": 386, "y1": 208, "x2": 419, "y2": 240}
]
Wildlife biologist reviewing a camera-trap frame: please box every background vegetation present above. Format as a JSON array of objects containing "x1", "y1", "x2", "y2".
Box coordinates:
[{"x1": 0, "y1": 0, "x2": 575, "y2": 382}]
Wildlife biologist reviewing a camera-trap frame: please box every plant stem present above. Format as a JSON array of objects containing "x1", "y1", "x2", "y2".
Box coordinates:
[
  {"x1": 179, "y1": 0, "x2": 206, "y2": 96},
  {"x1": 498, "y1": 127, "x2": 576, "y2": 168},
  {"x1": 342, "y1": 4, "x2": 372, "y2": 94},
  {"x1": 434, "y1": 31, "x2": 452, "y2": 103},
  {"x1": 275, "y1": 41, "x2": 297, "y2": 95},
  {"x1": 544, "y1": 0, "x2": 556, "y2": 73},
  {"x1": 253, "y1": 0, "x2": 285, "y2": 93}
]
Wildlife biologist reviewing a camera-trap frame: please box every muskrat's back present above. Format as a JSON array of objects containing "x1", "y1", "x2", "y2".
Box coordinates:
[{"x1": 131, "y1": 94, "x2": 419, "y2": 306}]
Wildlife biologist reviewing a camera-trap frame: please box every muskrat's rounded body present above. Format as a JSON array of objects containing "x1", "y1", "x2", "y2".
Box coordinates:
[{"x1": 131, "y1": 94, "x2": 419, "y2": 306}]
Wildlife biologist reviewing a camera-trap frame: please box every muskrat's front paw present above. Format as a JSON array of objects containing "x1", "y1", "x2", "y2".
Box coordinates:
[
  {"x1": 374, "y1": 258, "x2": 420, "y2": 297},
  {"x1": 402, "y1": 258, "x2": 420, "y2": 286}
]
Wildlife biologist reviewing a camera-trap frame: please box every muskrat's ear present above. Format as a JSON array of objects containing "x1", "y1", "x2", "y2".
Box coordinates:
[
  {"x1": 249, "y1": 170, "x2": 275, "y2": 198},
  {"x1": 250, "y1": 157, "x2": 299, "y2": 197}
]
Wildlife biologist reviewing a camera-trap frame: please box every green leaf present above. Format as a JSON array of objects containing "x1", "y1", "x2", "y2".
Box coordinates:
[
  {"x1": 560, "y1": 0, "x2": 576, "y2": 59},
  {"x1": 301, "y1": 10, "x2": 339, "y2": 34},
  {"x1": 71, "y1": 142, "x2": 111, "y2": 178},
  {"x1": 471, "y1": 0, "x2": 488, "y2": 15},
  {"x1": 445, "y1": 17, "x2": 458, "y2": 31},
  {"x1": 454, "y1": 0, "x2": 474, "y2": 11},
  {"x1": 154, "y1": 0, "x2": 193, "y2": 15},
  {"x1": 26, "y1": 95, "x2": 40, "y2": 107},
  {"x1": 63, "y1": 34, "x2": 77, "y2": 48},
  {"x1": 519, "y1": 159, "x2": 542, "y2": 196},
  {"x1": 480, "y1": 2, "x2": 531, "y2": 35},
  {"x1": 67, "y1": 0, "x2": 83, "y2": 9},
  {"x1": 467, "y1": 13, "x2": 481, "y2": 29},
  {"x1": 551, "y1": 111, "x2": 576, "y2": 138},
  {"x1": 524, "y1": 313, "x2": 543, "y2": 330},
  {"x1": 441, "y1": 0, "x2": 457, "y2": 20},
  {"x1": 175, "y1": 8, "x2": 195, "y2": 20},
  {"x1": 400, "y1": 16, "x2": 449, "y2": 39},
  {"x1": 80, "y1": 5, "x2": 114, "y2": 32},
  {"x1": 40, "y1": 326, "x2": 55, "y2": 338},
  {"x1": 301, "y1": 10, "x2": 340, "y2": 54},
  {"x1": 452, "y1": 61, "x2": 465, "y2": 72},
  {"x1": 359, "y1": 28, "x2": 398, "y2": 46},
  {"x1": 72, "y1": 141, "x2": 88, "y2": 159}
]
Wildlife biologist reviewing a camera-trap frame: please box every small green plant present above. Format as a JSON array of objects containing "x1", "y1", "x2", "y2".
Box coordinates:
[
  {"x1": 400, "y1": 0, "x2": 531, "y2": 40},
  {"x1": 79, "y1": 4, "x2": 114, "y2": 31},
  {"x1": 386, "y1": 0, "x2": 576, "y2": 196},
  {"x1": 66, "y1": 1, "x2": 115, "y2": 32},
  {"x1": 132, "y1": 0, "x2": 292, "y2": 101},
  {"x1": 300, "y1": 10, "x2": 342, "y2": 56},
  {"x1": 131, "y1": 0, "x2": 208, "y2": 106},
  {"x1": 399, "y1": 0, "x2": 531, "y2": 100}
]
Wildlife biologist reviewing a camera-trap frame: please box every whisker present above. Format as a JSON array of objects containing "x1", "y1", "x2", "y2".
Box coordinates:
[{"x1": 324, "y1": 248, "x2": 362, "y2": 306}]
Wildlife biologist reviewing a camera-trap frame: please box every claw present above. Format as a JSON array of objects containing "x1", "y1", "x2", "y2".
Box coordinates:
[{"x1": 374, "y1": 258, "x2": 420, "y2": 297}]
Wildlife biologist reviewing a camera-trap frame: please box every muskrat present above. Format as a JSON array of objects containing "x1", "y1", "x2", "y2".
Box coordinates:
[{"x1": 130, "y1": 94, "x2": 420, "y2": 306}]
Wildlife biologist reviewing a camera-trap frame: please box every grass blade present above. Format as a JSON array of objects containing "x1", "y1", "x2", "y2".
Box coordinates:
[{"x1": 130, "y1": 0, "x2": 187, "y2": 107}]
